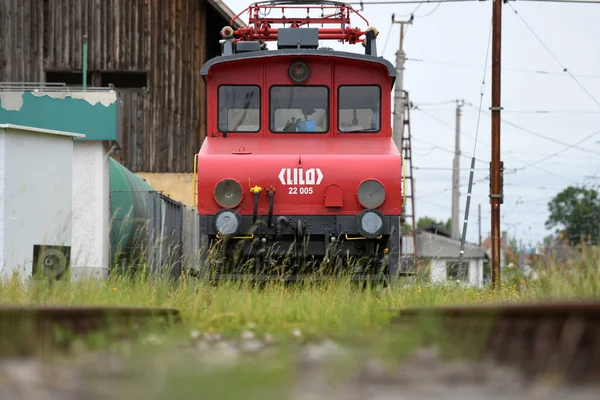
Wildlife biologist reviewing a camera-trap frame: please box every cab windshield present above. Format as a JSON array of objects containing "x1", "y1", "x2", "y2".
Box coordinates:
[{"x1": 269, "y1": 86, "x2": 329, "y2": 133}]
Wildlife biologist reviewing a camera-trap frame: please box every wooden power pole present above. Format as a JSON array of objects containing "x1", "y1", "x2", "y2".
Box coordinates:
[{"x1": 491, "y1": 0, "x2": 503, "y2": 287}]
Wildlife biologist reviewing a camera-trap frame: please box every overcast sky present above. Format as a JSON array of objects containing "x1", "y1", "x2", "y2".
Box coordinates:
[{"x1": 221, "y1": 0, "x2": 600, "y2": 248}]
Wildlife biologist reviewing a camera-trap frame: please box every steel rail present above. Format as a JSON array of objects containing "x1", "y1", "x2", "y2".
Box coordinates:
[
  {"x1": 390, "y1": 300, "x2": 600, "y2": 384},
  {"x1": 0, "y1": 305, "x2": 182, "y2": 355}
]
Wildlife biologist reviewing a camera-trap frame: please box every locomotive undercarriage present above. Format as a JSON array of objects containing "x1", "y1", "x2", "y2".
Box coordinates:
[{"x1": 194, "y1": 214, "x2": 401, "y2": 281}]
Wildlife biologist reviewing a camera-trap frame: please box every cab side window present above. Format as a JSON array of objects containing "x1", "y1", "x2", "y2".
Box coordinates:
[
  {"x1": 218, "y1": 85, "x2": 261, "y2": 133},
  {"x1": 338, "y1": 86, "x2": 381, "y2": 133}
]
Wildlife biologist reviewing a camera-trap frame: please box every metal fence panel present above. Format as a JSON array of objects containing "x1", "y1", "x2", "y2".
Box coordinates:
[
  {"x1": 182, "y1": 205, "x2": 200, "y2": 272},
  {"x1": 109, "y1": 189, "x2": 203, "y2": 278}
]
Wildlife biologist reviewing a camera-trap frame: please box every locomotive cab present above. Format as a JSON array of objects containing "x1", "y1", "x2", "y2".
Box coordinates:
[{"x1": 195, "y1": 1, "x2": 404, "y2": 279}]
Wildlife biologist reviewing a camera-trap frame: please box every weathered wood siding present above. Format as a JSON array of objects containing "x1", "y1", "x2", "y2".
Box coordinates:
[
  {"x1": 0, "y1": 0, "x2": 45, "y2": 82},
  {"x1": 0, "y1": 0, "x2": 225, "y2": 173}
]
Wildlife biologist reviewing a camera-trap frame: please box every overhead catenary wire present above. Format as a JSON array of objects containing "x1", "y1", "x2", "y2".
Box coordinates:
[
  {"x1": 423, "y1": 102, "x2": 600, "y2": 180},
  {"x1": 406, "y1": 57, "x2": 600, "y2": 80},
  {"x1": 362, "y1": 0, "x2": 600, "y2": 246},
  {"x1": 411, "y1": 137, "x2": 489, "y2": 164},
  {"x1": 352, "y1": 0, "x2": 600, "y2": 5},
  {"x1": 507, "y1": 2, "x2": 600, "y2": 109},
  {"x1": 464, "y1": 103, "x2": 600, "y2": 156},
  {"x1": 412, "y1": 102, "x2": 589, "y2": 183},
  {"x1": 515, "y1": 128, "x2": 600, "y2": 171},
  {"x1": 415, "y1": 103, "x2": 600, "y2": 114},
  {"x1": 350, "y1": 0, "x2": 480, "y2": 5},
  {"x1": 413, "y1": 105, "x2": 492, "y2": 148},
  {"x1": 458, "y1": 5, "x2": 493, "y2": 266}
]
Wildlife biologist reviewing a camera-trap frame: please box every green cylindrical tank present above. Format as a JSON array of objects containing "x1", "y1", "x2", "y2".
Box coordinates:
[{"x1": 110, "y1": 158, "x2": 155, "y2": 256}]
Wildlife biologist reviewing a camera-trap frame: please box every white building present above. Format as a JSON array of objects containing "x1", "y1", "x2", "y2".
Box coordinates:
[
  {"x1": 0, "y1": 124, "x2": 84, "y2": 280},
  {"x1": 402, "y1": 226, "x2": 488, "y2": 288}
]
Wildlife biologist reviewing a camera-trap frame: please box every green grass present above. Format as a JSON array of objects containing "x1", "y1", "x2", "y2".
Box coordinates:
[
  {"x1": 2, "y1": 246, "x2": 599, "y2": 341},
  {"x1": 1, "y1": 247, "x2": 599, "y2": 399}
]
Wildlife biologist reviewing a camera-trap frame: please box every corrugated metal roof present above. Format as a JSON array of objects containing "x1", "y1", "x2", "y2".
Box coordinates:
[
  {"x1": 403, "y1": 232, "x2": 487, "y2": 260},
  {"x1": 207, "y1": 0, "x2": 246, "y2": 29}
]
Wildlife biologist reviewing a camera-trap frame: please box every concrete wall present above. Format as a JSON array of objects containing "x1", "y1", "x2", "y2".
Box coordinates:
[
  {"x1": 0, "y1": 133, "x2": 5, "y2": 270},
  {"x1": 468, "y1": 259, "x2": 484, "y2": 288},
  {"x1": 71, "y1": 141, "x2": 110, "y2": 280},
  {"x1": 428, "y1": 258, "x2": 484, "y2": 287},
  {"x1": 430, "y1": 259, "x2": 446, "y2": 283},
  {"x1": 0, "y1": 125, "x2": 81, "y2": 279}
]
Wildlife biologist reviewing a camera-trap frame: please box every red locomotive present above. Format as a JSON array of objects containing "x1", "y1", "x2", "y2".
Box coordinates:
[{"x1": 194, "y1": 0, "x2": 404, "y2": 279}]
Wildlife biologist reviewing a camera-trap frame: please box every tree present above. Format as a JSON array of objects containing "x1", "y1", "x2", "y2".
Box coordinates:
[
  {"x1": 545, "y1": 185, "x2": 600, "y2": 245},
  {"x1": 506, "y1": 236, "x2": 519, "y2": 265}
]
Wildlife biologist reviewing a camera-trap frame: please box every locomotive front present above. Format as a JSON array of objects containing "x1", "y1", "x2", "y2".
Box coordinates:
[{"x1": 194, "y1": 1, "x2": 404, "y2": 279}]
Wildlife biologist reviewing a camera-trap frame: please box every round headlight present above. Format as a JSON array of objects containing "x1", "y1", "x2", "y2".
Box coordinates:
[
  {"x1": 214, "y1": 209, "x2": 241, "y2": 236},
  {"x1": 356, "y1": 209, "x2": 385, "y2": 239},
  {"x1": 289, "y1": 61, "x2": 310, "y2": 83},
  {"x1": 214, "y1": 179, "x2": 243, "y2": 208},
  {"x1": 357, "y1": 179, "x2": 386, "y2": 208}
]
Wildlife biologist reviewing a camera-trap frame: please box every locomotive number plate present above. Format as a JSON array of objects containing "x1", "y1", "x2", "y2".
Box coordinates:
[
  {"x1": 288, "y1": 187, "x2": 313, "y2": 195},
  {"x1": 279, "y1": 168, "x2": 323, "y2": 196}
]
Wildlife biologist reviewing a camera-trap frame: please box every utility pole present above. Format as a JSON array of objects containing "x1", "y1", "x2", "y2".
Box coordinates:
[
  {"x1": 392, "y1": 13, "x2": 413, "y2": 152},
  {"x1": 478, "y1": 203, "x2": 482, "y2": 246},
  {"x1": 451, "y1": 100, "x2": 464, "y2": 240},
  {"x1": 490, "y1": 0, "x2": 503, "y2": 287}
]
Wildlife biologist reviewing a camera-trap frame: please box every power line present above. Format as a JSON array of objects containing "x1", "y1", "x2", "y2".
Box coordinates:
[
  {"x1": 515, "y1": 128, "x2": 600, "y2": 171},
  {"x1": 507, "y1": 2, "x2": 600, "y2": 109},
  {"x1": 381, "y1": 1, "x2": 431, "y2": 55},
  {"x1": 350, "y1": 0, "x2": 478, "y2": 5},
  {"x1": 381, "y1": 20, "x2": 394, "y2": 55},
  {"x1": 415, "y1": 104, "x2": 600, "y2": 114},
  {"x1": 417, "y1": 175, "x2": 491, "y2": 199},
  {"x1": 414, "y1": 166, "x2": 491, "y2": 171},
  {"x1": 500, "y1": 110, "x2": 600, "y2": 114},
  {"x1": 411, "y1": 103, "x2": 579, "y2": 182},
  {"x1": 413, "y1": 105, "x2": 492, "y2": 147},
  {"x1": 464, "y1": 103, "x2": 600, "y2": 156},
  {"x1": 504, "y1": 150, "x2": 597, "y2": 159},
  {"x1": 515, "y1": 0, "x2": 600, "y2": 4},
  {"x1": 412, "y1": 137, "x2": 489, "y2": 164},
  {"x1": 414, "y1": 101, "x2": 594, "y2": 182},
  {"x1": 500, "y1": 117, "x2": 600, "y2": 156},
  {"x1": 406, "y1": 57, "x2": 600, "y2": 80},
  {"x1": 458, "y1": 7, "x2": 493, "y2": 266},
  {"x1": 415, "y1": 3, "x2": 443, "y2": 17},
  {"x1": 352, "y1": 0, "x2": 600, "y2": 5}
]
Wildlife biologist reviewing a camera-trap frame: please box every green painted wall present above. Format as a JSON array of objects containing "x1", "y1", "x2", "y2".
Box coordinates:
[{"x1": 0, "y1": 91, "x2": 121, "y2": 144}]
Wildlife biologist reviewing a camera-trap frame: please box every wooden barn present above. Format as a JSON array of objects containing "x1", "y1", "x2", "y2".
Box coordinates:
[{"x1": 0, "y1": 0, "x2": 244, "y2": 173}]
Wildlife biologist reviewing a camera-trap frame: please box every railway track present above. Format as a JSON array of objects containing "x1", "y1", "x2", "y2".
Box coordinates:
[
  {"x1": 391, "y1": 300, "x2": 600, "y2": 385},
  {"x1": 0, "y1": 305, "x2": 181, "y2": 356}
]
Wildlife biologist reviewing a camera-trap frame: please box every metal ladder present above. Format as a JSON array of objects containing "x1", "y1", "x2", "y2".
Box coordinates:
[{"x1": 400, "y1": 90, "x2": 418, "y2": 274}]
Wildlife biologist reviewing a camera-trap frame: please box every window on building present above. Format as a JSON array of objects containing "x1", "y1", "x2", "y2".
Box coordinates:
[
  {"x1": 270, "y1": 86, "x2": 328, "y2": 133},
  {"x1": 338, "y1": 85, "x2": 381, "y2": 133},
  {"x1": 218, "y1": 85, "x2": 261, "y2": 133},
  {"x1": 447, "y1": 262, "x2": 468, "y2": 281},
  {"x1": 45, "y1": 72, "x2": 92, "y2": 87},
  {"x1": 45, "y1": 71, "x2": 147, "y2": 89},
  {"x1": 101, "y1": 72, "x2": 148, "y2": 89}
]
